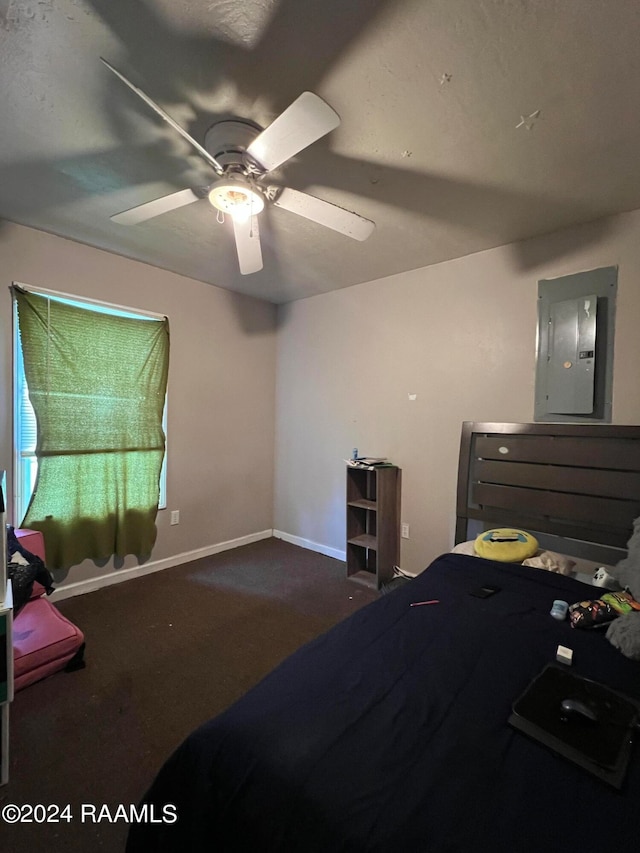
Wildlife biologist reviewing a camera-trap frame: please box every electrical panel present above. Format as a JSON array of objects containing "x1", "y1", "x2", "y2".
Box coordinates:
[
  {"x1": 547, "y1": 294, "x2": 597, "y2": 414},
  {"x1": 535, "y1": 266, "x2": 616, "y2": 423}
]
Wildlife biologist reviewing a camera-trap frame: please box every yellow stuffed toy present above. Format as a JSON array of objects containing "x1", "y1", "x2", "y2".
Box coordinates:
[{"x1": 474, "y1": 529, "x2": 538, "y2": 563}]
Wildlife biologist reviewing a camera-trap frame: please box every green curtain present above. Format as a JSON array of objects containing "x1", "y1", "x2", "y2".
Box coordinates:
[{"x1": 14, "y1": 288, "x2": 170, "y2": 570}]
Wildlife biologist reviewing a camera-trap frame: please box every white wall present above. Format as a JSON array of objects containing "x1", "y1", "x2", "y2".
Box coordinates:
[
  {"x1": 274, "y1": 210, "x2": 640, "y2": 575},
  {"x1": 0, "y1": 222, "x2": 277, "y2": 592},
  {"x1": 3, "y1": 209, "x2": 640, "y2": 591}
]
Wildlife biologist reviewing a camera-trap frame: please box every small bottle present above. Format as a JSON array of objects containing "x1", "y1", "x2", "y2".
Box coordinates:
[
  {"x1": 352, "y1": 447, "x2": 358, "y2": 461},
  {"x1": 550, "y1": 600, "x2": 568, "y2": 620}
]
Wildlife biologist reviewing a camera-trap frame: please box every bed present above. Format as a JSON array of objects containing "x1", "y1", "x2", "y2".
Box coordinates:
[{"x1": 127, "y1": 422, "x2": 640, "y2": 853}]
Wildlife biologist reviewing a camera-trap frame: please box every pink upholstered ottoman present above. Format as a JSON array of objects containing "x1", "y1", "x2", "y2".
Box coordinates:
[
  {"x1": 12, "y1": 529, "x2": 85, "y2": 692},
  {"x1": 13, "y1": 599, "x2": 85, "y2": 691}
]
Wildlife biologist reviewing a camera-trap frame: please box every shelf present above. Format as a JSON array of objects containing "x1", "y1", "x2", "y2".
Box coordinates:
[
  {"x1": 346, "y1": 464, "x2": 400, "y2": 590},
  {"x1": 347, "y1": 499, "x2": 377, "y2": 511},
  {"x1": 347, "y1": 570, "x2": 378, "y2": 590},
  {"x1": 347, "y1": 534, "x2": 377, "y2": 550}
]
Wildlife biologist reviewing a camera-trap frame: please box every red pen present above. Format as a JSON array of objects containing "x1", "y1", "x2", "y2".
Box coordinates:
[{"x1": 410, "y1": 599, "x2": 440, "y2": 607}]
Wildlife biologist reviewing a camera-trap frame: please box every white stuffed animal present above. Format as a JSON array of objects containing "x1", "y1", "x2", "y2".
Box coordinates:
[{"x1": 592, "y1": 567, "x2": 622, "y2": 590}]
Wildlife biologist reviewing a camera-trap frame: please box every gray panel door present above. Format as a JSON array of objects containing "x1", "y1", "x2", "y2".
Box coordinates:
[
  {"x1": 535, "y1": 265, "x2": 616, "y2": 423},
  {"x1": 547, "y1": 294, "x2": 597, "y2": 414}
]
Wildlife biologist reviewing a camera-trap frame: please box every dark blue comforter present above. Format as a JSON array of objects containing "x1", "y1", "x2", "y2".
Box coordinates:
[{"x1": 127, "y1": 553, "x2": 640, "y2": 852}]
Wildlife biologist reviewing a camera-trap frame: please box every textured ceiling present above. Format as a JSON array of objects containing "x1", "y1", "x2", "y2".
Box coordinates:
[{"x1": 1, "y1": 0, "x2": 639, "y2": 302}]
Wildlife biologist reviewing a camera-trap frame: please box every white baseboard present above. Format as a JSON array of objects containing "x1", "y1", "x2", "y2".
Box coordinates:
[
  {"x1": 272, "y1": 529, "x2": 346, "y2": 562},
  {"x1": 50, "y1": 529, "x2": 273, "y2": 602}
]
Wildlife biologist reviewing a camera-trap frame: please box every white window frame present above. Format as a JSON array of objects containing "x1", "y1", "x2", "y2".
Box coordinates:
[{"x1": 12, "y1": 284, "x2": 168, "y2": 524}]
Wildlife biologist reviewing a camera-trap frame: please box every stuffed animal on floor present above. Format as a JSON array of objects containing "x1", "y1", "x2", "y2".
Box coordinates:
[
  {"x1": 606, "y1": 614, "x2": 640, "y2": 661},
  {"x1": 606, "y1": 517, "x2": 640, "y2": 660},
  {"x1": 612, "y1": 516, "x2": 640, "y2": 599}
]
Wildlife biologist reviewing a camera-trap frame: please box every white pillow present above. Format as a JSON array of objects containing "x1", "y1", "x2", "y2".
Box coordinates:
[{"x1": 451, "y1": 540, "x2": 478, "y2": 556}]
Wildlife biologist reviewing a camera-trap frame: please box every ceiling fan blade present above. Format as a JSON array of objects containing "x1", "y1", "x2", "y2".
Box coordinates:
[
  {"x1": 100, "y1": 57, "x2": 223, "y2": 175},
  {"x1": 232, "y1": 215, "x2": 263, "y2": 275},
  {"x1": 273, "y1": 187, "x2": 375, "y2": 241},
  {"x1": 247, "y1": 92, "x2": 340, "y2": 172},
  {"x1": 111, "y1": 187, "x2": 200, "y2": 225}
]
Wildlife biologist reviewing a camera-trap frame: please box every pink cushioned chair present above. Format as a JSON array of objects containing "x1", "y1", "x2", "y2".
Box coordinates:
[{"x1": 13, "y1": 530, "x2": 85, "y2": 691}]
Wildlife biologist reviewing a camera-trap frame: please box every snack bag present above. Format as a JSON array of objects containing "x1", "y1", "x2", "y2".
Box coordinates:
[
  {"x1": 569, "y1": 598, "x2": 619, "y2": 629},
  {"x1": 601, "y1": 591, "x2": 640, "y2": 614}
]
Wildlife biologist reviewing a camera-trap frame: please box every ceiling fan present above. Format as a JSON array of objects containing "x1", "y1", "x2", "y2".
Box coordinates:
[{"x1": 101, "y1": 58, "x2": 375, "y2": 275}]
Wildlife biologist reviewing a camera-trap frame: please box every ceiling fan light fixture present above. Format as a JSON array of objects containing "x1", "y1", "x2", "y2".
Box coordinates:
[{"x1": 208, "y1": 176, "x2": 265, "y2": 222}]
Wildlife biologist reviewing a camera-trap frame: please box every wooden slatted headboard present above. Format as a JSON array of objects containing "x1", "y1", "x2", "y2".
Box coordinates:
[{"x1": 456, "y1": 422, "x2": 640, "y2": 566}]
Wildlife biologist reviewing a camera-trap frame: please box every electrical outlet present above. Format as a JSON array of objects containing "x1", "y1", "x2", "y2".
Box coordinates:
[
  {"x1": 170, "y1": 510, "x2": 180, "y2": 525},
  {"x1": 401, "y1": 522, "x2": 410, "y2": 539}
]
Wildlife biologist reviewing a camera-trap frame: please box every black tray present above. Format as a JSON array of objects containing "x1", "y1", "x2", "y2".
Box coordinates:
[{"x1": 509, "y1": 664, "x2": 639, "y2": 788}]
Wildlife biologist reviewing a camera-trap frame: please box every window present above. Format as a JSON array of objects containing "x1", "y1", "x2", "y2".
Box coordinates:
[
  {"x1": 14, "y1": 289, "x2": 168, "y2": 522},
  {"x1": 13, "y1": 285, "x2": 169, "y2": 568},
  {"x1": 14, "y1": 323, "x2": 38, "y2": 525}
]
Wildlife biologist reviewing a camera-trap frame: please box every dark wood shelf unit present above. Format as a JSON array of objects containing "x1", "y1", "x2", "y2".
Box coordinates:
[
  {"x1": 348, "y1": 498, "x2": 377, "y2": 511},
  {"x1": 347, "y1": 533, "x2": 378, "y2": 550},
  {"x1": 346, "y1": 465, "x2": 400, "y2": 590}
]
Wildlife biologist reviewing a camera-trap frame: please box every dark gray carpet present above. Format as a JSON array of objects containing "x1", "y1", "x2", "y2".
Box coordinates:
[{"x1": 0, "y1": 538, "x2": 378, "y2": 852}]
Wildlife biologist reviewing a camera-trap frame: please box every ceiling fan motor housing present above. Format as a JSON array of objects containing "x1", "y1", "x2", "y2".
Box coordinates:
[{"x1": 203, "y1": 119, "x2": 263, "y2": 169}]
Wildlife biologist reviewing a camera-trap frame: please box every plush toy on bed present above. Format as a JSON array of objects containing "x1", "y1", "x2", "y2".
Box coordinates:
[
  {"x1": 605, "y1": 517, "x2": 640, "y2": 661},
  {"x1": 592, "y1": 567, "x2": 622, "y2": 589},
  {"x1": 523, "y1": 550, "x2": 575, "y2": 576},
  {"x1": 474, "y1": 529, "x2": 539, "y2": 563}
]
